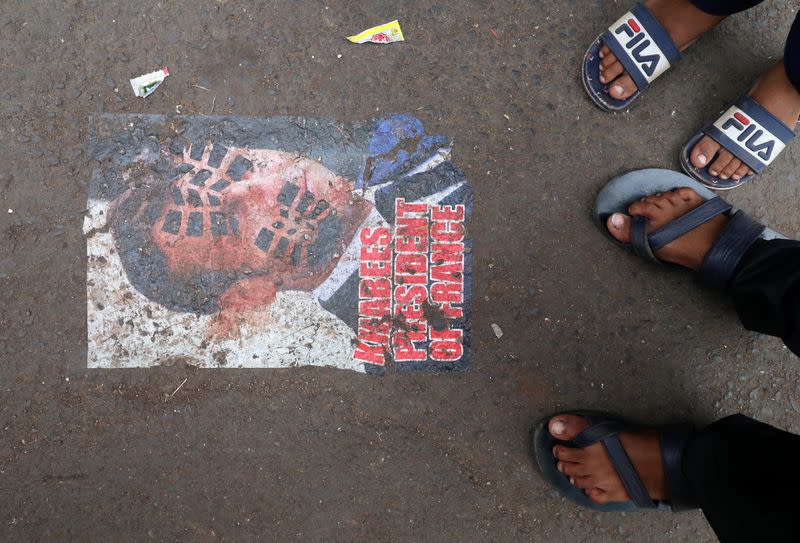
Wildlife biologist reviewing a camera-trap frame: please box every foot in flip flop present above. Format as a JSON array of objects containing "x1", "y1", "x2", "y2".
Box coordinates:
[
  {"x1": 583, "y1": 0, "x2": 723, "y2": 110},
  {"x1": 606, "y1": 188, "x2": 728, "y2": 271},
  {"x1": 548, "y1": 415, "x2": 667, "y2": 505},
  {"x1": 597, "y1": 0, "x2": 723, "y2": 101},
  {"x1": 531, "y1": 409, "x2": 697, "y2": 511},
  {"x1": 595, "y1": 169, "x2": 782, "y2": 289},
  {"x1": 684, "y1": 61, "x2": 800, "y2": 188}
]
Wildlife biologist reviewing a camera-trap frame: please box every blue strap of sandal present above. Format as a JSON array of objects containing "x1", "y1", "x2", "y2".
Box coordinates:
[
  {"x1": 574, "y1": 419, "x2": 656, "y2": 508},
  {"x1": 629, "y1": 195, "x2": 765, "y2": 288},
  {"x1": 703, "y1": 95, "x2": 796, "y2": 174},
  {"x1": 660, "y1": 423, "x2": 698, "y2": 511},
  {"x1": 630, "y1": 197, "x2": 732, "y2": 264},
  {"x1": 699, "y1": 211, "x2": 765, "y2": 289},
  {"x1": 601, "y1": 3, "x2": 681, "y2": 92},
  {"x1": 572, "y1": 416, "x2": 699, "y2": 510}
]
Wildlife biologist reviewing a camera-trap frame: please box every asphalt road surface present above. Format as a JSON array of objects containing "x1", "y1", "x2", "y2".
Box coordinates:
[{"x1": 1, "y1": 1, "x2": 798, "y2": 541}]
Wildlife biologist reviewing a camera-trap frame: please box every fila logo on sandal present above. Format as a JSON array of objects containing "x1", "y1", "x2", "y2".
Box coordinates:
[
  {"x1": 608, "y1": 13, "x2": 670, "y2": 83},
  {"x1": 713, "y1": 107, "x2": 785, "y2": 165}
]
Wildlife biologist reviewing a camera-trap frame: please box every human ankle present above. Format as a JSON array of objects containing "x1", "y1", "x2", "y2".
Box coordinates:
[
  {"x1": 645, "y1": 0, "x2": 725, "y2": 50},
  {"x1": 750, "y1": 62, "x2": 800, "y2": 124}
]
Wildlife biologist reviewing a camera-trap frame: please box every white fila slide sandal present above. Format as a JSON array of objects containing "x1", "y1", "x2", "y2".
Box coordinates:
[
  {"x1": 583, "y1": 2, "x2": 681, "y2": 112},
  {"x1": 680, "y1": 95, "x2": 797, "y2": 190}
]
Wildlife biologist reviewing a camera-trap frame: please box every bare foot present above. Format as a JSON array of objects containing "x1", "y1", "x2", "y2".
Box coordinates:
[
  {"x1": 599, "y1": 0, "x2": 724, "y2": 100},
  {"x1": 606, "y1": 187, "x2": 728, "y2": 270},
  {"x1": 549, "y1": 414, "x2": 668, "y2": 505},
  {"x1": 689, "y1": 61, "x2": 800, "y2": 181}
]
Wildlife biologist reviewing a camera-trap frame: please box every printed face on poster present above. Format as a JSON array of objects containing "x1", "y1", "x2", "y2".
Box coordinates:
[{"x1": 85, "y1": 114, "x2": 472, "y2": 373}]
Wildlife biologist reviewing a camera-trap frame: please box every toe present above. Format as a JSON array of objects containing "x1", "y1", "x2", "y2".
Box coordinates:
[
  {"x1": 560, "y1": 461, "x2": 590, "y2": 478},
  {"x1": 674, "y1": 187, "x2": 701, "y2": 202},
  {"x1": 627, "y1": 201, "x2": 659, "y2": 219},
  {"x1": 731, "y1": 163, "x2": 751, "y2": 181},
  {"x1": 599, "y1": 45, "x2": 613, "y2": 62},
  {"x1": 720, "y1": 157, "x2": 742, "y2": 180},
  {"x1": 571, "y1": 475, "x2": 595, "y2": 489},
  {"x1": 709, "y1": 149, "x2": 735, "y2": 178},
  {"x1": 665, "y1": 189, "x2": 688, "y2": 205},
  {"x1": 642, "y1": 194, "x2": 667, "y2": 209},
  {"x1": 599, "y1": 61, "x2": 623, "y2": 84},
  {"x1": 690, "y1": 136, "x2": 720, "y2": 169},
  {"x1": 585, "y1": 487, "x2": 611, "y2": 505},
  {"x1": 606, "y1": 213, "x2": 631, "y2": 243},
  {"x1": 608, "y1": 74, "x2": 638, "y2": 100},
  {"x1": 548, "y1": 414, "x2": 591, "y2": 440},
  {"x1": 600, "y1": 54, "x2": 618, "y2": 69},
  {"x1": 553, "y1": 445, "x2": 585, "y2": 463}
]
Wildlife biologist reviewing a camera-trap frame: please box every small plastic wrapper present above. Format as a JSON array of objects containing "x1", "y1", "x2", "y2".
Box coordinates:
[
  {"x1": 347, "y1": 20, "x2": 404, "y2": 44},
  {"x1": 130, "y1": 67, "x2": 170, "y2": 98}
]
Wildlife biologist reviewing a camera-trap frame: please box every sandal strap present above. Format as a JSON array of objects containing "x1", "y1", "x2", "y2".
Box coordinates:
[
  {"x1": 698, "y1": 210, "x2": 765, "y2": 289},
  {"x1": 631, "y1": 215, "x2": 659, "y2": 263},
  {"x1": 631, "y1": 197, "x2": 732, "y2": 264},
  {"x1": 703, "y1": 95, "x2": 796, "y2": 174},
  {"x1": 573, "y1": 416, "x2": 700, "y2": 511},
  {"x1": 660, "y1": 423, "x2": 699, "y2": 511},
  {"x1": 573, "y1": 419, "x2": 656, "y2": 509},
  {"x1": 601, "y1": 3, "x2": 681, "y2": 92},
  {"x1": 648, "y1": 197, "x2": 732, "y2": 250}
]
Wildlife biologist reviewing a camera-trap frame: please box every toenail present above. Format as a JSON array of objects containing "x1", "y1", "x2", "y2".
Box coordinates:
[
  {"x1": 710, "y1": 170, "x2": 718, "y2": 176},
  {"x1": 569, "y1": 477, "x2": 575, "y2": 485},
  {"x1": 733, "y1": 175, "x2": 741, "y2": 180},
  {"x1": 599, "y1": 75, "x2": 606, "y2": 83},
  {"x1": 599, "y1": 50, "x2": 605, "y2": 58},
  {"x1": 551, "y1": 419, "x2": 566, "y2": 435},
  {"x1": 557, "y1": 462, "x2": 563, "y2": 473},
  {"x1": 611, "y1": 85, "x2": 623, "y2": 96},
  {"x1": 697, "y1": 154, "x2": 707, "y2": 166},
  {"x1": 720, "y1": 174, "x2": 729, "y2": 180},
  {"x1": 610, "y1": 213, "x2": 625, "y2": 229}
]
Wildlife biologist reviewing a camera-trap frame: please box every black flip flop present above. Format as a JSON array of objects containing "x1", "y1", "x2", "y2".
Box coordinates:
[
  {"x1": 680, "y1": 95, "x2": 796, "y2": 190},
  {"x1": 583, "y1": 3, "x2": 681, "y2": 112},
  {"x1": 531, "y1": 411, "x2": 698, "y2": 512},
  {"x1": 594, "y1": 168, "x2": 784, "y2": 288}
]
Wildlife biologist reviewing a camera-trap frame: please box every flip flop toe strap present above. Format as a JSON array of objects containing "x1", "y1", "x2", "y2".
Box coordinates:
[
  {"x1": 573, "y1": 420, "x2": 656, "y2": 509},
  {"x1": 698, "y1": 211, "x2": 765, "y2": 289},
  {"x1": 630, "y1": 197, "x2": 732, "y2": 264},
  {"x1": 631, "y1": 215, "x2": 659, "y2": 263},
  {"x1": 601, "y1": 3, "x2": 681, "y2": 92},
  {"x1": 703, "y1": 96, "x2": 796, "y2": 174}
]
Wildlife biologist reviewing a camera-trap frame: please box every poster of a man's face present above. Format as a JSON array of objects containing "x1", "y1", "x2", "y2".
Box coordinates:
[{"x1": 86, "y1": 114, "x2": 472, "y2": 374}]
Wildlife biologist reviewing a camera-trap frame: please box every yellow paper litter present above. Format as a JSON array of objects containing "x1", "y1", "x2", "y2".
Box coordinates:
[{"x1": 347, "y1": 20, "x2": 404, "y2": 44}]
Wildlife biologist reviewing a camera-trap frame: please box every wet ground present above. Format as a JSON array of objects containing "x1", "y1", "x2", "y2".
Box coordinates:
[{"x1": 1, "y1": 0, "x2": 799, "y2": 541}]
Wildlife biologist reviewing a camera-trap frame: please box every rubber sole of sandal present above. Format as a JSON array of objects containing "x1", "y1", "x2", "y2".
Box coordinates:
[
  {"x1": 582, "y1": 34, "x2": 640, "y2": 113},
  {"x1": 531, "y1": 411, "x2": 670, "y2": 513},
  {"x1": 593, "y1": 168, "x2": 784, "y2": 252}
]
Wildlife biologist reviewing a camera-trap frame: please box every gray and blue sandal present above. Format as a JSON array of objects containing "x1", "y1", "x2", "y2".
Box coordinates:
[
  {"x1": 594, "y1": 169, "x2": 784, "y2": 288},
  {"x1": 532, "y1": 412, "x2": 698, "y2": 512},
  {"x1": 680, "y1": 95, "x2": 796, "y2": 190},
  {"x1": 583, "y1": 3, "x2": 681, "y2": 112}
]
